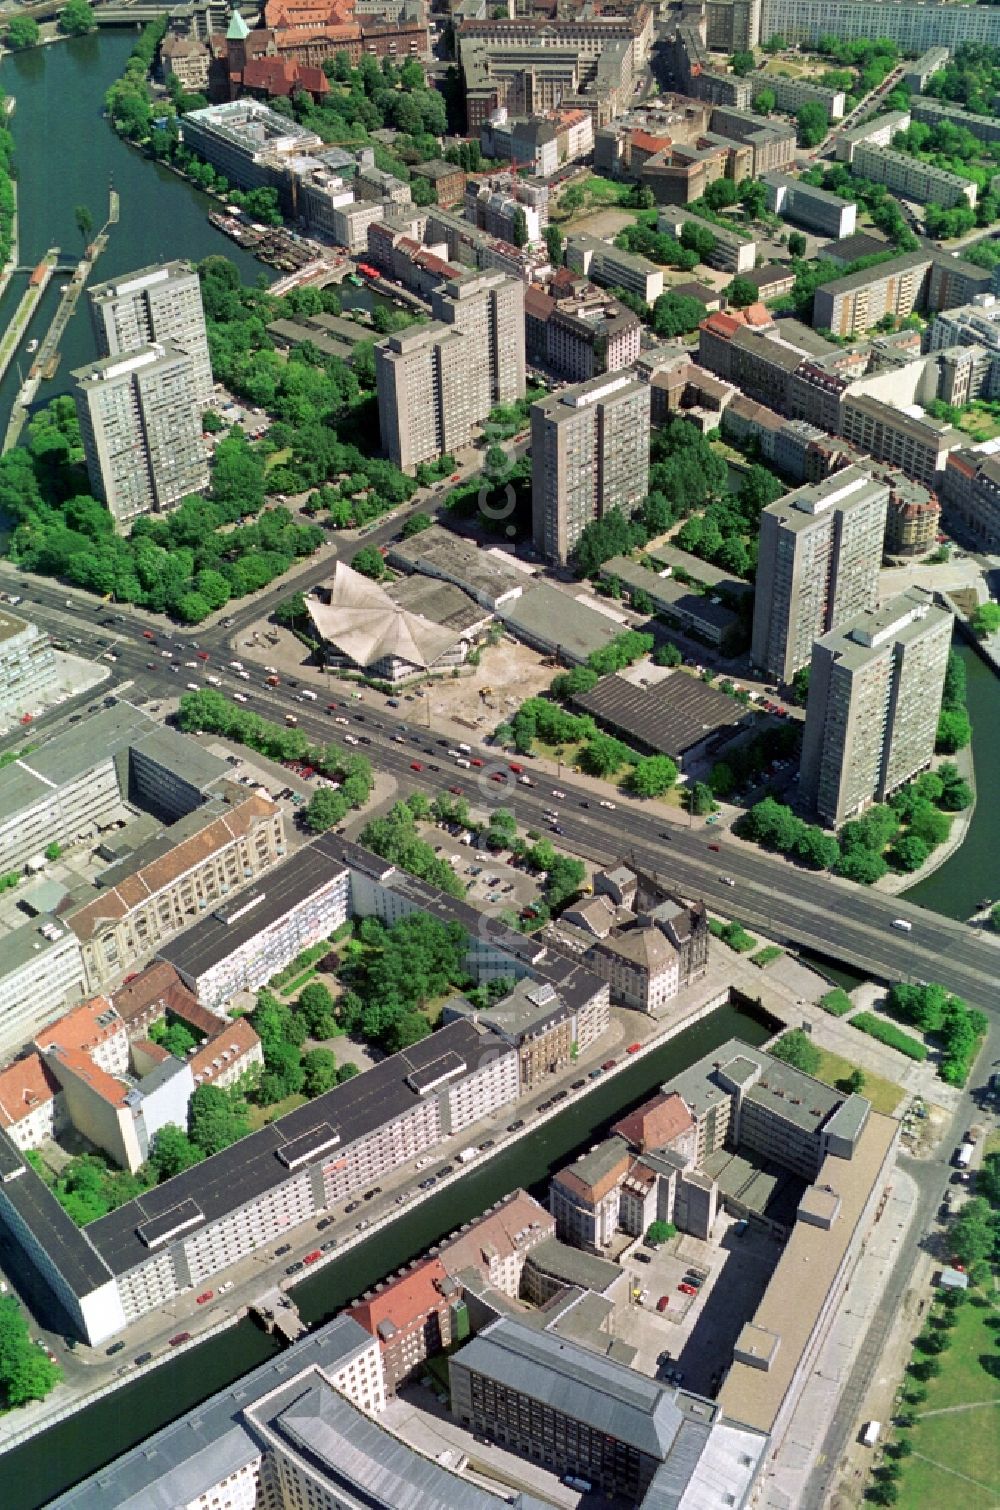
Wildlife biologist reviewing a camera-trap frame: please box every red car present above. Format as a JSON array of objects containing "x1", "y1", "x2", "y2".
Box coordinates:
[
  {"x1": 490, "y1": 771, "x2": 505, "y2": 782},
  {"x1": 509, "y1": 763, "x2": 523, "y2": 774},
  {"x1": 626, "y1": 1043, "x2": 641, "y2": 1055},
  {"x1": 708, "y1": 843, "x2": 720, "y2": 852},
  {"x1": 303, "y1": 1250, "x2": 322, "y2": 1265},
  {"x1": 448, "y1": 785, "x2": 463, "y2": 796},
  {"x1": 196, "y1": 651, "x2": 210, "y2": 661},
  {"x1": 656, "y1": 1295, "x2": 670, "y2": 1312},
  {"x1": 678, "y1": 1282, "x2": 697, "y2": 1296},
  {"x1": 601, "y1": 1059, "x2": 616, "y2": 1071},
  {"x1": 169, "y1": 1332, "x2": 191, "y2": 1346},
  {"x1": 143, "y1": 630, "x2": 155, "y2": 641},
  {"x1": 196, "y1": 1291, "x2": 213, "y2": 1305},
  {"x1": 410, "y1": 761, "x2": 423, "y2": 772},
  {"x1": 470, "y1": 758, "x2": 484, "y2": 767}
]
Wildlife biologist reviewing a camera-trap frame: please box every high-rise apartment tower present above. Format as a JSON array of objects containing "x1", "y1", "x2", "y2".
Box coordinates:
[
  {"x1": 752, "y1": 467, "x2": 889, "y2": 682},
  {"x1": 799, "y1": 586, "x2": 952, "y2": 826},
  {"x1": 73, "y1": 344, "x2": 210, "y2": 528},
  {"x1": 88, "y1": 261, "x2": 213, "y2": 412},
  {"x1": 531, "y1": 372, "x2": 651, "y2": 566}
]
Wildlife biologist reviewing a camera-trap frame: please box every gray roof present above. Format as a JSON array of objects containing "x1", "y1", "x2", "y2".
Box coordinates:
[
  {"x1": 499, "y1": 583, "x2": 627, "y2": 663},
  {"x1": 663, "y1": 1038, "x2": 848, "y2": 1136},
  {"x1": 575, "y1": 670, "x2": 749, "y2": 761},
  {"x1": 159, "y1": 833, "x2": 347, "y2": 980},
  {"x1": 130, "y1": 726, "x2": 229, "y2": 793},
  {"x1": 0, "y1": 1136, "x2": 111, "y2": 1294},
  {"x1": 526, "y1": 1236, "x2": 622, "y2": 1294},
  {"x1": 387, "y1": 525, "x2": 526, "y2": 608},
  {"x1": 252, "y1": 1367, "x2": 551, "y2": 1509},
  {"x1": 0, "y1": 703, "x2": 153, "y2": 818},
  {"x1": 816, "y1": 249, "x2": 932, "y2": 298},
  {"x1": 450, "y1": 1318, "x2": 685, "y2": 1460},
  {"x1": 49, "y1": 1318, "x2": 379, "y2": 1510}
]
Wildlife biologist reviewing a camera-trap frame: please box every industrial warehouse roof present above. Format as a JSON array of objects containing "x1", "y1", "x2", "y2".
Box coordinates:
[
  {"x1": 575, "y1": 670, "x2": 749, "y2": 761},
  {"x1": 451, "y1": 1318, "x2": 686, "y2": 1459},
  {"x1": 87, "y1": 1017, "x2": 498, "y2": 1276},
  {"x1": 388, "y1": 524, "x2": 527, "y2": 609},
  {"x1": 306, "y1": 560, "x2": 465, "y2": 672}
]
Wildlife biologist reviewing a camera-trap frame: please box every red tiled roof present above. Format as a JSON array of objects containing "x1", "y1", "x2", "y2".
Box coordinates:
[
  {"x1": 348, "y1": 1257, "x2": 451, "y2": 1339},
  {"x1": 34, "y1": 996, "x2": 122, "y2": 1057},
  {"x1": 240, "y1": 54, "x2": 330, "y2": 96},
  {"x1": 612, "y1": 1092, "x2": 693, "y2": 1154},
  {"x1": 189, "y1": 1019, "x2": 262, "y2": 1085},
  {"x1": 0, "y1": 1053, "x2": 60, "y2": 1127},
  {"x1": 630, "y1": 129, "x2": 672, "y2": 154}
]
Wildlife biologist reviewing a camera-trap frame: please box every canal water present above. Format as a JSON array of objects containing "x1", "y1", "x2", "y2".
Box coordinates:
[
  {"x1": 0, "y1": 31, "x2": 266, "y2": 425},
  {"x1": 4, "y1": 1001, "x2": 773, "y2": 1508}
]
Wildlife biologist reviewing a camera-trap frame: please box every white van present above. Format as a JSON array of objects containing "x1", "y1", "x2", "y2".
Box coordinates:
[
  {"x1": 861, "y1": 1421, "x2": 881, "y2": 1448},
  {"x1": 458, "y1": 742, "x2": 472, "y2": 754},
  {"x1": 206, "y1": 675, "x2": 221, "y2": 686},
  {"x1": 300, "y1": 689, "x2": 318, "y2": 701},
  {"x1": 233, "y1": 692, "x2": 248, "y2": 703},
  {"x1": 891, "y1": 918, "x2": 913, "y2": 932}
]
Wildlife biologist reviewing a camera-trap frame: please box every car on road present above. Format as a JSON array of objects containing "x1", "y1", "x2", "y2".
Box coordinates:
[
  {"x1": 169, "y1": 1332, "x2": 191, "y2": 1346},
  {"x1": 678, "y1": 1281, "x2": 698, "y2": 1296},
  {"x1": 303, "y1": 1250, "x2": 322, "y2": 1265},
  {"x1": 317, "y1": 1217, "x2": 332, "y2": 1231},
  {"x1": 135, "y1": 1351, "x2": 153, "y2": 1365},
  {"x1": 627, "y1": 1042, "x2": 641, "y2": 1054},
  {"x1": 599, "y1": 799, "x2": 616, "y2": 810},
  {"x1": 106, "y1": 1341, "x2": 125, "y2": 1356},
  {"x1": 419, "y1": 1177, "x2": 436, "y2": 1189},
  {"x1": 708, "y1": 843, "x2": 720, "y2": 852},
  {"x1": 508, "y1": 1119, "x2": 525, "y2": 1132},
  {"x1": 345, "y1": 1200, "x2": 361, "y2": 1214},
  {"x1": 218, "y1": 1281, "x2": 234, "y2": 1293},
  {"x1": 356, "y1": 1218, "x2": 370, "y2": 1231},
  {"x1": 657, "y1": 1296, "x2": 670, "y2": 1312},
  {"x1": 321, "y1": 1238, "x2": 338, "y2": 1251},
  {"x1": 286, "y1": 1262, "x2": 304, "y2": 1275},
  {"x1": 720, "y1": 876, "x2": 735, "y2": 887},
  {"x1": 602, "y1": 1059, "x2": 616, "y2": 1070},
  {"x1": 275, "y1": 1243, "x2": 291, "y2": 1256},
  {"x1": 196, "y1": 1291, "x2": 213, "y2": 1305},
  {"x1": 363, "y1": 1186, "x2": 382, "y2": 1200},
  {"x1": 635, "y1": 1252, "x2": 651, "y2": 1265},
  {"x1": 552, "y1": 788, "x2": 566, "y2": 799},
  {"x1": 684, "y1": 1273, "x2": 704, "y2": 1288},
  {"x1": 572, "y1": 1079, "x2": 586, "y2": 1090}
]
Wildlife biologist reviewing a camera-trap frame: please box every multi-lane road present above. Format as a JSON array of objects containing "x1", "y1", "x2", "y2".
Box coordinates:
[{"x1": 3, "y1": 557, "x2": 997, "y2": 1018}]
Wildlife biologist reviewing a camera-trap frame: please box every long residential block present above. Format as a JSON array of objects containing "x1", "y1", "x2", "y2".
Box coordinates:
[
  {"x1": 852, "y1": 143, "x2": 977, "y2": 211},
  {"x1": 656, "y1": 205, "x2": 756, "y2": 273},
  {"x1": 812, "y1": 251, "x2": 934, "y2": 338},
  {"x1": 762, "y1": 173, "x2": 857, "y2": 239}
]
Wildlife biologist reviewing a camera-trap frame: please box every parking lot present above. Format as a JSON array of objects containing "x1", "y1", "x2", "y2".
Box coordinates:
[{"x1": 614, "y1": 1218, "x2": 782, "y2": 1396}]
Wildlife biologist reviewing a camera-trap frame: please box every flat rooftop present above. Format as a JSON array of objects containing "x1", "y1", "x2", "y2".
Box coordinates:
[
  {"x1": 87, "y1": 1017, "x2": 498, "y2": 1277},
  {"x1": 575, "y1": 670, "x2": 749, "y2": 761},
  {"x1": 0, "y1": 703, "x2": 153, "y2": 817},
  {"x1": 499, "y1": 583, "x2": 627, "y2": 663},
  {"x1": 158, "y1": 833, "x2": 348, "y2": 981},
  {"x1": 718, "y1": 1112, "x2": 897, "y2": 1434}
]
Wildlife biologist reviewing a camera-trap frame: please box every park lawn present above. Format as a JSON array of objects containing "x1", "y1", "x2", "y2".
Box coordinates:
[
  {"x1": 984, "y1": 1127, "x2": 1000, "y2": 1158},
  {"x1": 763, "y1": 58, "x2": 805, "y2": 76},
  {"x1": 811, "y1": 1046, "x2": 903, "y2": 1116},
  {"x1": 897, "y1": 1310, "x2": 1000, "y2": 1510},
  {"x1": 264, "y1": 446, "x2": 292, "y2": 472},
  {"x1": 247, "y1": 1092, "x2": 308, "y2": 1131},
  {"x1": 577, "y1": 173, "x2": 634, "y2": 207}
]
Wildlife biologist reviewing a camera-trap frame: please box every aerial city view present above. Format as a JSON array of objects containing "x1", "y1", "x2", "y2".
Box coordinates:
[{"x1": 0, "y1": 0, "x2": 1000, "y2": 1506}]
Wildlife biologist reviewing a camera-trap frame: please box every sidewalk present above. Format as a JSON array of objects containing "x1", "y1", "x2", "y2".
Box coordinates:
[{"x1": 761, "y1": 1170, "x2": 920, "y2": 1508}]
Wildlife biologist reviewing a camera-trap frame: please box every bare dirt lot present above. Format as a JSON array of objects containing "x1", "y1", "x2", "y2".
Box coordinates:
[
  {"x1": 421, "y1": 636, "x2": 555, "y2": 737},
  {"x1": 562, "y1": 207, "x2": 638, "y2": 240}
]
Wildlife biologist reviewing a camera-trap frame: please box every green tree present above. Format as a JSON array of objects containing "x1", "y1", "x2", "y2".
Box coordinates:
[
  {"x1": 788, "y1": 231, "x2": 807, "y2": 257},
  {"x1": 937, "y1": 706, "x2": 971, "y2": 753},
  {"x1": 753, "y1": 87, "x2": 776, "y2": 115},
  {"x1": 510, "y1": 205, "x2": 529, "y2": 248},
  {"x1": 352, "y1": 545, "x2": 385, "y2": 579},
  {"x1": 74, "y1": 203, "x2": 94, "y2": 246},
  {"x1": 188, "y1": 1083, "x2": 250, "y2": 1156},
  {"x1": 739, "y1": 178, "x2": 768, "y2": 220},
  {"x1": 297, "y1": 981, "x2": 337, "y2": 1039},
  {"x1": 160, "y1": 1021, "x2": 198, "y2": 1058},
  {"x1": 629, "y1": 754, "x2": 678, "y2": 798},
  {"x1": 5, "y1": 16, "x2": 39, "y2": 48},
  {"x1": 304, "y1": 786, "x2": 349, "y2": 833},
  {"x1": 544, "y1": 225, "x2": 564, "y2": 266},
  {"x1": 686, "y1": 781, "x2": 717, "y2": 817},
  {"x1": 770, "y1": 1028, "x2": 821, "y2": 1076},
  {"x1": 645, "y1": 1220, "x2": 677, "y2": 1245},
  {"x1": 889, "y1": 833, "x2": 930, "y2": 872},
  {"x1": 302, "y1": 1047, "x2": 338, "y2": 1096},
  {"x1": 797, "y1": 102, "x2": 829, "y2": 147},
  {"x1": 727, "y1": 274, "x2": 760, "y2": 308},
  {"x1": 59, "y1": 0, "x2": 96, "y2": 34},
  {"x1": 844, "y1": 1067, "x2": 866, "y2": 1094},
  {"x1": 147, "y1": 1124, "x2": 204, "y2": 1182},
  {"x1": 44, "y1": 841, "x2": 61, "y2": 862},
  {"x1": 731, "y1": 50, "x2": 756, "y2": 76},
  {"x1": 401, "y1": 511, "x2": 432, "y2": 537},
  {"x1": 970, "y1": 601, "x2": 1000, "y2": 638},
  {"x1": 652, "y1": 641, "x2": 683, "y2": 668},
  {"x1": 651, "y1": 290, "x2": 707, "y2": 338}
]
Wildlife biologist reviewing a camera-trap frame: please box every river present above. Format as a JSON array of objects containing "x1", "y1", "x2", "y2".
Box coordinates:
[
  {"x1": 3, "y1": 1000, "x2": 774, "y2": 1508},
  {"x1": 0, "y1": 30, "x2": 266, "y2": 424}
]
